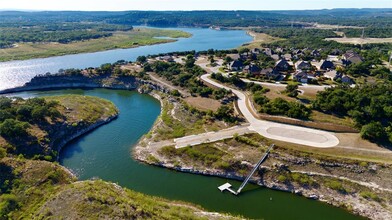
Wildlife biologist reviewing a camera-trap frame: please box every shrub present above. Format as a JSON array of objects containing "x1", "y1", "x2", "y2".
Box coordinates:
[
  {"x1": 325, "y1": 180, "x2": 346, "y2": 193},
  {"x1": 360, "y1": 191, "x2": 382, "y2": 202},
  {"x1": 0, "y1": 194, "x2": 19, "y2": 218},
  {"x1": 360, "y1": 122, "x2": 387, "y2": 141},
  {"x1": 277, "y1": 175, "x2": 288, "y2": 183},
  {"x1": 0, "y1": 119, "x2": 30, "y2": 138}
]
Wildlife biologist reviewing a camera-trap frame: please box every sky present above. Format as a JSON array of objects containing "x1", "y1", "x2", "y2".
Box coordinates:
[{"x1": 1, "y1": 0, "x2": 391, "y2": 11}]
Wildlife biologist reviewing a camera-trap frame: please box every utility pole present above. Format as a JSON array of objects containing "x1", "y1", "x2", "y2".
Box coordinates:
[{"x1": 361, "y1": 27, "x2": 365, "y2": 39}]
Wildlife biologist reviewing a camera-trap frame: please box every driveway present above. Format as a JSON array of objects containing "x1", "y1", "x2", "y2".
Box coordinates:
[{"x1": 201, "y1": 73, "x2": 340, "y2": 148}]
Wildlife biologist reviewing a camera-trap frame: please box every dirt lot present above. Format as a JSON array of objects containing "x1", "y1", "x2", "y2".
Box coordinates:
[{"x1": 184, "y1": 96, "x2": 221, "y2": 111}]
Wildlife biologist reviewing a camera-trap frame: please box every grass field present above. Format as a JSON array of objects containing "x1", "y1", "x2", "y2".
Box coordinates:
[{"x1": 0, "y1": 28, "x2": 191, "y2": 62}]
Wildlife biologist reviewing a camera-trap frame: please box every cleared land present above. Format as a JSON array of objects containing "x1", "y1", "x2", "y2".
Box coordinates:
[
  {"x1": 239, "y1": 31, "x2": 282, "y2": 49},
  {"x1": 184, "y1": 96, "x2": 222, "y2": 112},
  {"x1": 0, "y1": 28, "x2": 191, "y2": 61},
  {"x1": 325, "y1": 37, "x2": 392, "y2": 44}
]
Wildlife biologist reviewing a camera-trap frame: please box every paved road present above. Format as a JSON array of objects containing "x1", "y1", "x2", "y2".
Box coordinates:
[
  {"x1": 174, "y1": 124, "x2": 253, "y2": 148},
  {"x1": 241, "y1": 78, "x2": 332, "y2": 90},
  {"x1": 201, "y1": 73, "x2": 340, "y2": 148}
]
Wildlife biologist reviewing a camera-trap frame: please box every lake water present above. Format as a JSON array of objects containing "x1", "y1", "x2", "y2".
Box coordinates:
[
  {"x1": 13, "y1": 89, "x2": 362, "y2": 220},
  {"x1": 1, "y1": 27, "x2": 363, "y2": 219},
  {"x1": 0, "y1": 27, "x2": 252, "y2": 90}
]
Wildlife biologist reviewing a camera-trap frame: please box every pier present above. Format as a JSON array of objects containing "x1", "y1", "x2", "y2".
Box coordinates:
[{"x1": 218, "y1": 144, "x2": 274, "y2": 195}]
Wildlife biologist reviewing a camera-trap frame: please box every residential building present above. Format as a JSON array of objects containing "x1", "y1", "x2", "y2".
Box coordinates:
[
  {"x1": 314, "y1": 60, "x2": 335, "y2": 70},
  {"x1": 295, "y1": 60, "x2": 311, "y2": 70},
  {"x1": 229, "y1": 60, "x2": 244, "y2": 71},
  {"x1": 275, "y1": 59, "x2": 290, "y2": 71}
]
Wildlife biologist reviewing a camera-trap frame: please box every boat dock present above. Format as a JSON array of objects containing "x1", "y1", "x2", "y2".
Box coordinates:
[{"x1": 218, "y1": 144, "x2": 274, "y2": 195}]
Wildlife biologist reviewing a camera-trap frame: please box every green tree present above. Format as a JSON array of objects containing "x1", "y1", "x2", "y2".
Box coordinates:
[
  {"x1": 285, "y1": 83, "x2": 300, "y2": 98},
  {"x1": 136, "y1": 55, "x2": 147, "y2": 64},
  {"x1": 185, "y1": 54, "x2": 195, "y2": 68},
  {"x1": 360, "y1": 122, "x2": 387, "y2": 141},
  {"x1": 0, "y1": 119, "x2": 30, "y2": 138},
  {"x1": 215, "y1": 105, "x2": 236, "y2": 123},
  {"x1": 208, "y1": 55, "x2": 215, "y2": 65},
  {"x1": 0, "y1": 98, "x2": 12, "y2": 110}
]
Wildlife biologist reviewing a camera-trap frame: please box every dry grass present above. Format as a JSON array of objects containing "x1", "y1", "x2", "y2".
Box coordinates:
[
  {"x1": 325, "y1": 37, "x2": 392, "y2": 44},
  {"x1": 262, "y1": 84, "x2": 296, "y2": 101},
  {"x1": 268, "y1": 134, "x2": 392, "y2": 164},
  {"x1": 310, "y1": 111, "x2": 355, "y2": 129},
  {"x1": 239, "y1": 31, "x2": 282, "y2": 49},
  {"x1": 184, "y1": 97, "x2": 222, "y2": 112}
]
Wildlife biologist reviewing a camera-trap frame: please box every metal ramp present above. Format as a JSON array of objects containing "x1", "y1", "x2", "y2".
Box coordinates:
[{"x1": 218, "y1": 144, "x2": 274, "y2": 195}]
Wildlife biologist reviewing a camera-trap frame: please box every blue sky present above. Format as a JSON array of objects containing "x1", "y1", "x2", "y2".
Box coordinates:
[{"x1": 1, "y1": 0, "x2": 391, "y2": 11}]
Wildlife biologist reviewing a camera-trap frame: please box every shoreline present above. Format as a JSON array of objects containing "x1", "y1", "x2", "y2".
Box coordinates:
[
  {"x1": 0, "y1": 28, "x2": 193, "y2": 63},
  {"x1": 54, "y1": 114, "x2": 118, "y2": 161},
  {"x1": 2, "y1": 73, "x2": 390, "y2": 220},
  {"x1": 0, "y1": 40, "x2": 175, "y2": 63},
  {"x1": 132, "y1": 90, "x2": 391, "y2": 220},
  {"x1": 133, "y1": 144, "x2": 390, "y2": 220}
]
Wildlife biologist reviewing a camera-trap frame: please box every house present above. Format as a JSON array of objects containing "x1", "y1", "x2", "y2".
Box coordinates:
[
  {"x1": 330, "y1": 49, "x2": 343, "y2": 55},
  {"x1": 295, "y1": 60, "x2": 311, "y2": 70},
  {"x1": 311, "y1": 49, "x2": 321, "y2": 57},
  {"x1": 342, "y1": 75, "x2": 354, "y2": 84},
  {"x1": 240, "y1": 52, "x2": 257, "y2": 61},
  {"x1": 243, "y1": 64, "x2": 261, "y2": 75},
  {"x1": 314, "y1": 60, "x2": 334, "y2": 70},
  {"x1": 258, "y1": 68, "x2": 281, "y2": 80},
  {"x1": 324, "y1": 70, "x2": 342, "y2": 81},
  {"x1": 264, "y1": 48, "x2": 274, "y2": 56},
  {"x1": 158, "y1": 55, "x2": 174, "y2": 62},
  {"x1": 275, "y1": 47, "x2": 284, "y2": 53},
  {"x1": 342, "y1": 50, "x2": 363, "y2": 65},
  {"x1": 327, "y1": 55, "x2": 339, "y2": 62},
  {"x1": 275, "y1": 59, "x2": 290, "y2": 71},
  {"x1": 251, "y1": 48, "x2": 261, "y2": 54},
  {"x1": 293, "y1": 70, "x2": 309, "y2": 83},
  {"x1": 283, "y1": 53, "x2": 292, "y2": 61},
  {"x1": 270, "y1": 54, "x2": 280, "y2": 61},
  {"x1": 229, "y1": 60, "x2": 244, "y2": 71},
  {"x1": 228, "y1": 54, "x2": 241, "y2": 61},
  {"x1": 293, "y1": 49, "x2": 302, "y2": 55}
]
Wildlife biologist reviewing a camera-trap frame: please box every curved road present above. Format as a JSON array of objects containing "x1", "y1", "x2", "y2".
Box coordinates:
[{"x1": 201, "y1": 73, "x2": 340, "y2": 148}]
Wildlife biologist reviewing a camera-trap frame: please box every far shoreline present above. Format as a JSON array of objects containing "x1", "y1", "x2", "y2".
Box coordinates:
[{"x1": 0, "y1": 28, "x2": 192, "y2": 62}]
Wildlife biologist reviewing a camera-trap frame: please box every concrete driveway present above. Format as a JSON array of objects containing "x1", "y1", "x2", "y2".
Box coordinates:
[{"x1": 201, "y1": 73, "x2": 340, "y2": 148}]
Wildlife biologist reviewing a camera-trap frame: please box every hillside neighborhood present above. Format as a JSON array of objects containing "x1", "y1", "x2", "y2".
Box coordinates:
[{"x1": 226, "y1": 47, "x2": 360, "y2": 85}]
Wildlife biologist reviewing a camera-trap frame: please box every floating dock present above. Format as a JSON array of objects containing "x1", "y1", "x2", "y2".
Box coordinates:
[{"x1": 218, "y1": 144, "x2": 274, "y2": 195}]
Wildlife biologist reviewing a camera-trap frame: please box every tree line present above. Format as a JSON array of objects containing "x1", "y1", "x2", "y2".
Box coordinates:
[{"x1": 313, "y1": 83, "x2": 392, "y2": 144}]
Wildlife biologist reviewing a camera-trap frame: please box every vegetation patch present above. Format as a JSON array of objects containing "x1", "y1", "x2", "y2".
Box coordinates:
[{"x1": 0, "y1": 95, "x2": 118, "y2": 159}]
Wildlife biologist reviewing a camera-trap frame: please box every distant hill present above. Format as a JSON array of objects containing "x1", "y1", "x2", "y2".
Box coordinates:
[{"x1": 1, "y1": 9, "x2": 391, "y2": 28}]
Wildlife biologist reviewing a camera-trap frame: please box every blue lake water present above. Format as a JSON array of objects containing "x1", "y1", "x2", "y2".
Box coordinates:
[
  {"x1": 1, "y1": 27, "x2": 363, "y2": 219},
  {"x1": 0, "y1": 27, "x2": 252, "y2": 90}
]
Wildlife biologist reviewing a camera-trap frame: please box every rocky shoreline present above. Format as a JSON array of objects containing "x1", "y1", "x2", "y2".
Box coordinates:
[
  {"x1": 53, "y1": 114, "x2": 118, "y2": 161},
  {"x1": 3, "y1": 72, "x2": 390, "y2": 220},
  {"x1": 134, "y1": 150, "x2": 391, "y2": 220},
  {"x1": 132, "y1": 92, "x2": 391, "y2": 220},
  {"x1": 0, "y1": 73, "x2": 171, "y2": 95}
]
